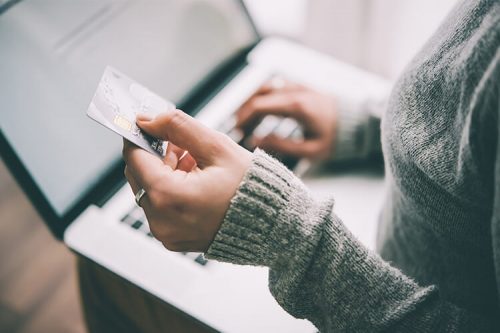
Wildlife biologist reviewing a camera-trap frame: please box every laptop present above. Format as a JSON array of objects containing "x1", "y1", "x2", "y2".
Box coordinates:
[{"x1": 0, "y1": 1, "x2": 389, "y2": 332}]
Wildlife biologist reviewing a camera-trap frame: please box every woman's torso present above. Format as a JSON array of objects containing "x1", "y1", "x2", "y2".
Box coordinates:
[{"x1": 378, "y1": 0, "x2": 499, "y2": 318}]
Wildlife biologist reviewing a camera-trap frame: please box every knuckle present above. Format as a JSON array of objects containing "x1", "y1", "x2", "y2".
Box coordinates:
[
  {"x1": 148, "y1": 188, "x2": 185, "y2": 214},
  {"x1": 246, "y1": 98, "x2": 258, "y2": 110},
  {"x1": 249, "y1": 98, "x2": 265, "y2": 115},
  {"x1": 162, "y1": 242, "x2": 173, "y2": 251},
  {"x1": 147, "y1": 220, "x2": 163, "y2": 239},
  {"x1": 291, "y1": 95, "x2": 305, "y2": 110},
  {"x1": 146, "y1": 189, "x2": 165, "y2": 210},
  {"x1": 145, "y1": 175, "x2": 166, "y2": 203},
  {"x1": 170, "y1": 110, "x2": 189, "y2": 129},
  {"x1": 163, "y1": 241, "x2": 183, "y2": 252},
  {"x1": 149, "y1": 220, "x2": 171, "y2": 240},
  {"x1": 206, "y1": 132, "x2": 229, "y2": 155}
]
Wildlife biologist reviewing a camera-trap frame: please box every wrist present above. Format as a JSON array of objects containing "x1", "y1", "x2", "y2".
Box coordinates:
[
  {"x1": 206, "y1": 149, "x2": 297, "y2": 266},
  {"x1": 205, "y1": 149, "x2": 333, "y2": 268}
]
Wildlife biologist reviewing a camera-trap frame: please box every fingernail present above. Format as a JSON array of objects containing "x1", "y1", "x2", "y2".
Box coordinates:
[{"x1": 137, "y1": 107, "x2": 177, "y2": 122}]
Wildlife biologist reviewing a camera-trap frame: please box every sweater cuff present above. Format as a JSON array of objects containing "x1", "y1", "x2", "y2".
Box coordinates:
[
  {"x1": 332, "y1": 98, "x2": 372, "y2": 161},
  {"x1": 205, "y1": 149, "x2": 314, "y2": 266}
]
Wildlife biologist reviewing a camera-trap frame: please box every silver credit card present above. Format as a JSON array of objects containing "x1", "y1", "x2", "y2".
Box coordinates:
[{"x1": 87, "y1": 66, "x2": 175, "y2": 157}]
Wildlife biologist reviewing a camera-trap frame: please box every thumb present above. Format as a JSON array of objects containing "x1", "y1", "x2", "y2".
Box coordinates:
[{"x1": 137, "y1": 109, "x2": 217, "y2": 166}]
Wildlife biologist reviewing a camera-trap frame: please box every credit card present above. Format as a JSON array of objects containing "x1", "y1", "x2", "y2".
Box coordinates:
[{"x1": 87, "y1": 66, "x2": 175, "y2": 157}]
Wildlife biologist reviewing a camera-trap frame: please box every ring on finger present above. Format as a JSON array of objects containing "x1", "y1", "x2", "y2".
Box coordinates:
[{"x1": 135, "y1": 188, "x2": 147, "y2": 207}]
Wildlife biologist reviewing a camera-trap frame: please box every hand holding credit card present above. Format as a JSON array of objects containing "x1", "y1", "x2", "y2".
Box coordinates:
[{"x1": 87, "y1": 66, "x2": 175, "y2": 157}]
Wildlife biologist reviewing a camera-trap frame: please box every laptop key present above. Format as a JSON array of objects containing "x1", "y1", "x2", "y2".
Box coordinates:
[
  {"x1": 121, "y1": 214, "x2": 136, "y2": 226},
  {"x1": 123, "y1": 205, "x2": 209, "y2": 266},
  {"x1": 252, "y1": 115, "x2": 281, "y2": 138},
  {"x1": 131, "y1": 220, "x2": 143, "y2": 229},
  {"x1": 218, "y1": 116, "x2": 237, "y2": 134},
  {"x1": 194, "y1": 254, "x2": 208, "y2": 266},
  {"x1": 273, "y1": 117, "x2": 300, "y2": 139},
  {"x1": 226, "y1": 127, "x2": 244, "y2": 143}
]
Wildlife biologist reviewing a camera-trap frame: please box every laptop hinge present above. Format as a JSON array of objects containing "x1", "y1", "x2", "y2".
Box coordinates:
[{"x1": 178, "y1": 42, "x2": 258, "y2": 116}]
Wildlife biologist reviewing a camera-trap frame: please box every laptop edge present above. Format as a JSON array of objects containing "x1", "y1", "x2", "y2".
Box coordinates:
[{"x1": 0, "y1": 0, "x2": 261, "y2": 240}]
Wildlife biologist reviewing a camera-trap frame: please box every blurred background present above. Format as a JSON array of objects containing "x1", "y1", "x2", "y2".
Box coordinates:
[{"x1": 0, "y1": 0, "x2": 457, "y2": 332}]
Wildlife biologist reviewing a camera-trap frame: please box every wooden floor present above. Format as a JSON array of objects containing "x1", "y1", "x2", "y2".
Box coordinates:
[{"x1": 0, "y1": 159, "x2": 87, "y2": 333}]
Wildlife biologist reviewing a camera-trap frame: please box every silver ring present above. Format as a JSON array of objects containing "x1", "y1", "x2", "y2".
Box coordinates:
[{"x1": 135, "y1": 188, "x2": 147, "y2": 206}]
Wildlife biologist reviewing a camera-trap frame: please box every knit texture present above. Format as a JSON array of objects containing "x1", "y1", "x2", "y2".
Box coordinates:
[
  {"x1": 333, "y1": 97, "x2": 385, "y2": 162},
  {"x1": 207, "y1": 0, "x2": 500, "y2": 331}
]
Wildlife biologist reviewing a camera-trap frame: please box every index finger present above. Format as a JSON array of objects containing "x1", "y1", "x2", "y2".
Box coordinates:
[
  {"x1": 236, "y1": 92, "x2": 305, "y2": 129},
  {"x1": 237, "y1": 80, "x2": 302, "y2": 118},
  {"x1": 122, "y1": 139, "x2": 171, "y2": 191},
  {"x1": 256, "y1": 77, "x2": 302, "y2": 95}
]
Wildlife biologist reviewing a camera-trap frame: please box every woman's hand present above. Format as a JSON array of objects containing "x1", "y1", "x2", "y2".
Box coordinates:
[
  {"x1": 236, "y1": 79, "x2": 338, "y2": 160},
  {"x1": 122, "y1": 109, "x2": 252, "y2": 252}
]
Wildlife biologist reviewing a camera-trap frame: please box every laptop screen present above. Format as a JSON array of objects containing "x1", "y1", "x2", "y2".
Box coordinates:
[{"x1": 0, "y1": 0, "x2": 258, "y2": 217}]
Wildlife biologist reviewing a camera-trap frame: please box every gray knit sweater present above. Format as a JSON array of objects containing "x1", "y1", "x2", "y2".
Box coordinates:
[{"x1": 206, "y1": 0, "x2": 500, "y2": 331}]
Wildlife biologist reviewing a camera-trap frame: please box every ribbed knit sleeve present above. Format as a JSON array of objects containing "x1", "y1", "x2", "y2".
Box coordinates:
[
  {"x1": 206, "y1": 149, "x2": 496, "y2": 332},
  {"x1": 331, "y1": 97, "x2": 386, "y2": 162},
  {"x1": 206, "y1": 148, "x2": 335, "y2": 267},
  {"x1": 205, "y1": 0, "x2": 500, "y2": 330}
]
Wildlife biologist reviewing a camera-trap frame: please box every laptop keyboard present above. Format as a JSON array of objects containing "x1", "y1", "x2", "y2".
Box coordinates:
[
  {"x1": 219, "y1": 114, "x2": 303, "y2": 170},
  {"x1": 121, "y1": 205, "x2": 209, "y2": 266}
]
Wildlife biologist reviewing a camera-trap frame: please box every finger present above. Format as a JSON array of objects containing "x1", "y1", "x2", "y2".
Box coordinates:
[
  {"x1": 167, "y1": 142, "x2": 197, "y2": 172},
  {"x1": 169, "y1": 142, "x2": 186, "y2": 157},
  {"x1": 177, "y1": 152, "x2": 197, "y2": 172},
  {"x1": 122, "y1": 139, "x2": 172, "y2": 191},
  {"x1": 236, "y1": 92, "x2": 306, "y2": 129},
  {"x1": 255, "y1": 78, "x2": 302, "y2": 95},
  {"x1": 136, "y1": 109, "x2": 218, "y2": 166},
  {"x1": 124, "y1": 166, "x2": 153, "y2": 210},
  {"x1": 163, "y1": 142, "x2": 187, "y2": 169},
  {"x1": 124, "y1": 165, "x2": 142, "y2": 197},
  {"x1": 163, "y1": 142, "x2": 179, "y2": 170},
  {"x1": 256, "y1": 135, "x2": 321, "y2": 159},
  {"x1": 236, "y1": 82, "x2": 305, "y2": 126},
  {"x1": 235, "y1": 83, "x2": 303, "y2": 133}
]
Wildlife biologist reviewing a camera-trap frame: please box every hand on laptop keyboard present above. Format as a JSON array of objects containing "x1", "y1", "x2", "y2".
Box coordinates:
[
  {"x1": 122, "y1": 109, "x2": 252, "y2": 253},
  {"x1": 235, "y1": 78, "x2": 338, "y2": 161}
]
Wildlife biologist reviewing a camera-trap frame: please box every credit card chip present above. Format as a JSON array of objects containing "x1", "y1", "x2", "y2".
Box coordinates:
[{"x1": 114, "y1": 115, "x2": 132, "y2": 131}]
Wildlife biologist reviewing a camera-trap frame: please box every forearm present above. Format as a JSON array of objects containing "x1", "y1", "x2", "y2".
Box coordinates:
[{"x1": 206, "y1": 150, "x2": 494, "y2": 332}]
